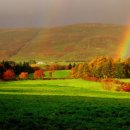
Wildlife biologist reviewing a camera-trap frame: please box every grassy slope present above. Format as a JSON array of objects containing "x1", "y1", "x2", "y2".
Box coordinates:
[
  {"x1": 1, "y1": 79, "x2": 130, "y2": 129},
  {"x1": 0, "y1": 24, "x2": 127, "y2": 61},
  {"x1": 119, "y1": 79, "x2": 130, "y2": 82},
  {"x1": 45, "y1": 70, "x2": 71, "y2": 78}
]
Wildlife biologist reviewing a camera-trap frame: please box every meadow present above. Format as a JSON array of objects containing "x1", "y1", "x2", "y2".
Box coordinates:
[
  {"x1": 1, "y1": 78, "x2": 130, "y2": 130},
  {"x1": 45, "y1": 70, "x2": 71, "y2": 78}
]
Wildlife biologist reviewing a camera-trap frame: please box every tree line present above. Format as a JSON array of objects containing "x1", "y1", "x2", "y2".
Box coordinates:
[
  {"x1": 0, "y1": 61, "x2": 75, "y2": 80},
  {"x1": 71, "y1": 56, "x2": 130, "y2": 79}
]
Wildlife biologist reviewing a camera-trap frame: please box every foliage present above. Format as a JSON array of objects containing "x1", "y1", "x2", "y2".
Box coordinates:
[
  {"x1": 122, "y1": 84, "x2": 130, "y2": 92},
  {"x1": 2, "y1": 69, "x2": 16, "y2": 80},
  {"x1": 101, "y1": 79, "x2": 123, "y2": 91},
  {"x1": 101, "y1": 78, "x2": 130, "y2": 92},
  {"x1": 19, "y1": 72, "x2": 28, "y2": 80},
  {"x1": 34, "y1": 69, "x2": 44, "y2": 79},
  {"x1": 0, "y1": 64, "x2": 4, "y2": 79},
  {"x1": 14, "y1": 62, "x2": 33, "y2": 75},
  {"x1": 71, "y1": 56, "x2": 130, "y2": 79},
  {"x1": 46, "y1": 64, "x2": 70, "y2": 71},
  {"x1": 0, "y1": 61, "x2": 34, "y2": 79},
  {"x1": 114, "y1": 61, "x2": 126, "y2": 78}
]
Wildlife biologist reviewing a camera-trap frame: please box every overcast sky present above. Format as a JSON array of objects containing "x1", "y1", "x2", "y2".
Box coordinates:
[{"x1": 0, "y1": 0, "x2": 130, "y2": 27}]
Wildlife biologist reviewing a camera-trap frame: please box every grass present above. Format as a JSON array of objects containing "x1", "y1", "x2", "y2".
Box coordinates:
[
  {"x1": 1, "y1": 79, "x2": 130, "y2": 129},
  {"x1": 119, "y1": 79, "x2": 130, "y2": 83},
  {"x1": 45, "y1": 70, "x2": 71, "y2": 78}
]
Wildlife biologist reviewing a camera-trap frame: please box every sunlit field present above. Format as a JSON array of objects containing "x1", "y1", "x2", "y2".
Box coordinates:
[
  {"x1": 1, "y1": 79, "x2": 130, "y2": 130},
  {"x1": 28, "y1": 70, "x2": 71, "y2": 79},
  {"x1": 45, "y1": 70, "x2": 71, "y2": 78},
  {"x1": 119, "y1": 79, "x2": 130, "y2": 83}
]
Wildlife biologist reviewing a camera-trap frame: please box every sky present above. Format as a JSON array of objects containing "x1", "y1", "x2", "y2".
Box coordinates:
[{"x1": 0, "y1": 0, "x2": 130, "y2": 28}]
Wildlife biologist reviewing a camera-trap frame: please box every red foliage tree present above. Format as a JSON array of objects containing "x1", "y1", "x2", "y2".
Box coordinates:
[
  {"x1": 122, "y1": 84, "x2": 130, "y2": 92},
  {"x1": 34, "y1": 69, "x2": 44, "y2": 79},
  {"x1": 3, "y1": 69, "x2": 16, "y2": 80},
  {"x1": 19, "y1": 72, "x2": 28, "y2": 80}
]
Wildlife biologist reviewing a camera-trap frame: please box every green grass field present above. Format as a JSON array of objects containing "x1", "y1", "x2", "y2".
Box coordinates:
[
  {"x1": 1, "y1": 79, "x2": 130, "y2": 130},
  {"x1": 45, "y1": 70, "x2": 71, "y2": 78},
  {"x1": 119, "y1": 79, "x2": 130, "y2": 83}
]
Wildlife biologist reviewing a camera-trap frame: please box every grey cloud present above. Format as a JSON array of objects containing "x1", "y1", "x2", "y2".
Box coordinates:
[{"x1": 0, "y1": 0, "x2": 130, "y2": 27}]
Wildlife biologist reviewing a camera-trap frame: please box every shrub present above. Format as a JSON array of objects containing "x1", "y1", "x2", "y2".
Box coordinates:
[
  {"x1": 3, "y1": 69, "x2": 16, "y2": 80},
  {"x1": 83, "y1": 75, "x2": 100, "y2": 82},
  {"x1": 19, "y1": 72, "x2": 28, "y2": 80},
  {"x1": 101, "y1": 79, "x2": 124, "y2": 91},
  {"x1": 101, "y1": 80, "x2": 113, "y2": 90},
  {"x1": 122, "y1": 83, "x2": 130, "y2": 92},
  {"x1": 34, "y1": 69, "x2": 44, "y2": 79}
]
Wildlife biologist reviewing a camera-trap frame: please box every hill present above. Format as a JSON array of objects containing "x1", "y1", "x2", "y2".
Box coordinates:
[{"x1": 0, "y1": 24, "x2": 127, "y2": 61}]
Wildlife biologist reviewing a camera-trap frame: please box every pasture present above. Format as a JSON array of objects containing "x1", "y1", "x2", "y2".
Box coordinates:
[
  {"x1": 1, "y1": 79, "x2": 130, "y2": 130},
  {"x1": 45, "y1": 70, "x2": 71, "y2": 79}
]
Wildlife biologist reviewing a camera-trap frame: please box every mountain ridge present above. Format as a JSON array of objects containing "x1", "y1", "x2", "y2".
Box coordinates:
[{"x1": 0, "y1": 23, "x2": 127, "y2": 61}]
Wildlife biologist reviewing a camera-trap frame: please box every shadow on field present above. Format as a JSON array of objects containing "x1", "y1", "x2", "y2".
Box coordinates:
[{"x1": 0, "y1": 94, "x2": 130, "y2": 130}]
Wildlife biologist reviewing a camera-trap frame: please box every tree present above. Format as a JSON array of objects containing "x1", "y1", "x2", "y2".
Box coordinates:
[
  {"x1": 68, "y1": 63, "x2": 72, "y2": 70},
  {"x1": 124, "y1": 58, "x2": 130, "y2": 78},
  {"x1": 0, "y1": 64, "x2": 5, "y2": 79},
  {"x1": 3, "y1": 69, "x2": 16, "y2": 80},
  {"x1": 73, "y1": 63, "x2": 76, "y2": 68},
  {"x1": 34, "y1": 69, "x2": 44, "y2": 79},
  {"x1": 114, "y1": 61, "x2": 126, "y2": 78},
  {"x1": 19, "y1": 72, "x2": 28, "y2": 79},
  {"x1": 14, "y1": 62, "x2": 33, "y2": 75}
]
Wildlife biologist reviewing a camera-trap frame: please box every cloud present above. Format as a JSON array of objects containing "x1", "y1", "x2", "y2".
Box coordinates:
[{"x1": 0, "y1": 0, "x2": 130, "y2": 27}]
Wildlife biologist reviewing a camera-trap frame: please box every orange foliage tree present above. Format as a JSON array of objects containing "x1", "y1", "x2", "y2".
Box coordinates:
[
  {"x1": 3, "y1": 69, "x2": 16, "y2": 80},
  {"x1": 19, "y1": 72, "x2": 28, "y2": 80},
  {"x1": 34, "y1": 69, "x2": 44, "y2": 79}
]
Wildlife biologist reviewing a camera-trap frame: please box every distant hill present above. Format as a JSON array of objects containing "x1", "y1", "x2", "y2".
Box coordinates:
[{"x1": 0, "y1": 23, "x2": 127, "y2": 62}]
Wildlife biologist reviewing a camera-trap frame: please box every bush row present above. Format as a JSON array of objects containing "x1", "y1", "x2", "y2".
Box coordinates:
[
  {"x1": 101, "y1": 79, "x2": 130, "y2": 92},
  {"x1": 2, "y1": 69, "x2": 45, "y2": 81}
]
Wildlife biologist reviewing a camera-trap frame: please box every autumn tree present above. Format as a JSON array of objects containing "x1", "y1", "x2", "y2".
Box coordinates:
[
  {"x1": 34, "y1": 69, "x2": 44, "y2": 79},
  {"x1": 3, "y1": 69, "x2": 16, "y2": 80},
  {"x1": 19, "y1": 72, "x2": 28, "y2": 80}
]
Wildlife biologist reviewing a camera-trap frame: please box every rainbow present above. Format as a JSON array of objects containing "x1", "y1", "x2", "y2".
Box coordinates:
[
  {"x1": 45, "y1": 1, "x2": 67, "y2": 26},
  {"x1": 115, "y1": 26, "x2": 130, "y2": 59}
]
